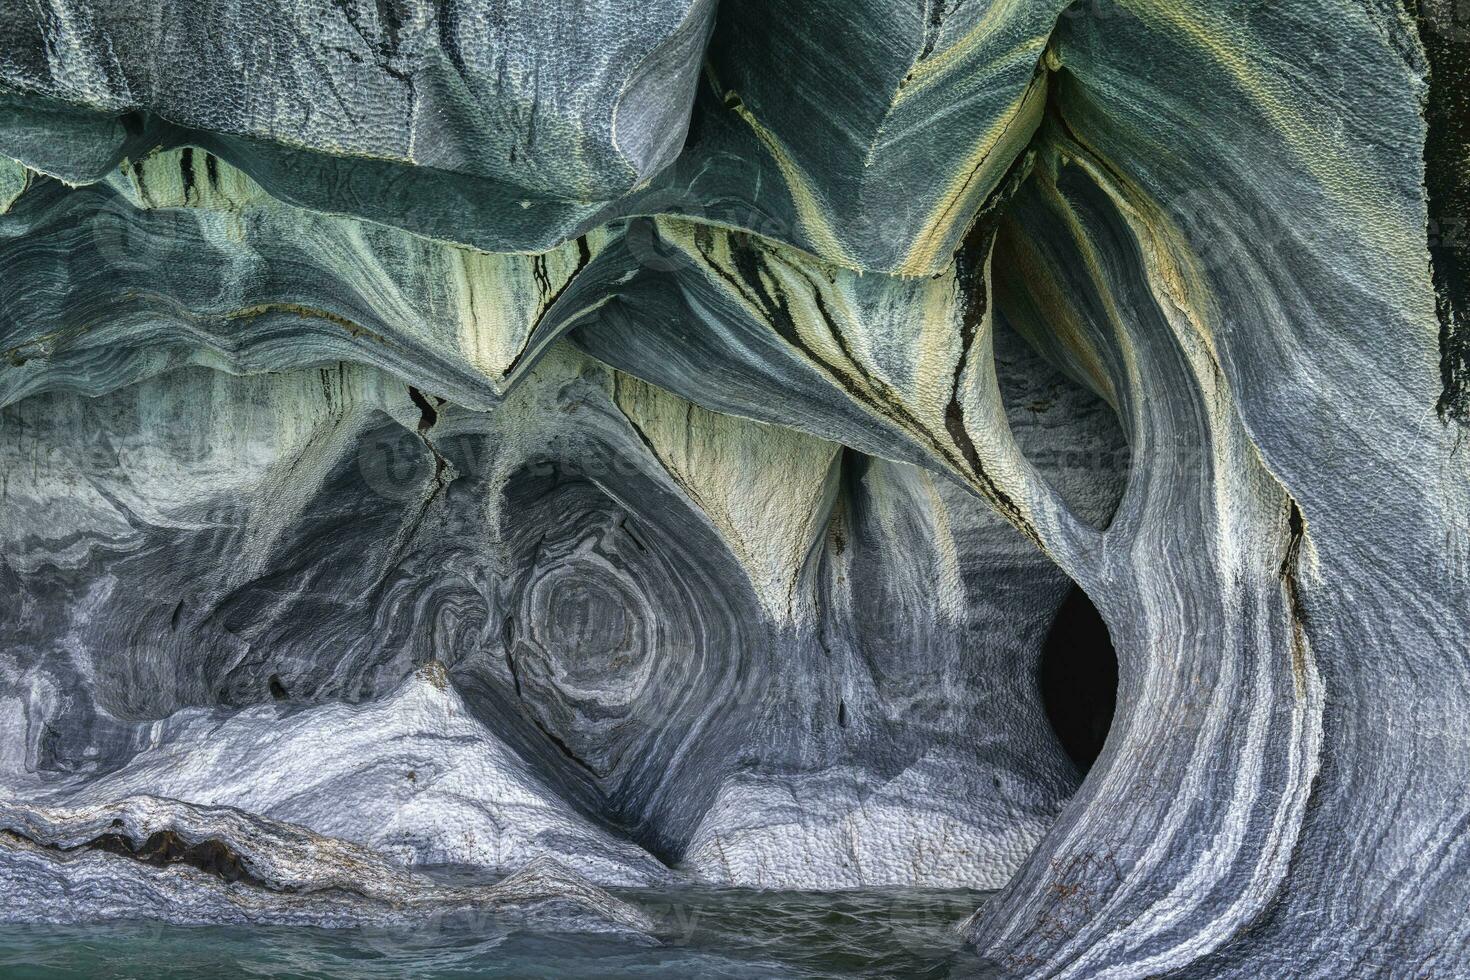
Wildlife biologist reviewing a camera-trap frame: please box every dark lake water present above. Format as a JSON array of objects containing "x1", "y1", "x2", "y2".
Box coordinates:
[{"x1": 0, "y1": 887, "x2": 1000, "y2": 979}]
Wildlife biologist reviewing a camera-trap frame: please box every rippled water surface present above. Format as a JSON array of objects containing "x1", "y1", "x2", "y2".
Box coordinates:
[{"x1": 0, "y1": 887, "x2": 998, "y2": 979}]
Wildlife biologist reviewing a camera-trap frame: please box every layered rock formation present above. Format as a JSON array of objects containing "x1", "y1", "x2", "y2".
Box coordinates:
[{"x1": 0, "y1": 0, "x2": 1466, "y2": 975}]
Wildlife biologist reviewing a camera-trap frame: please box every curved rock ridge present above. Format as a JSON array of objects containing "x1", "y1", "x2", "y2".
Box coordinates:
[
  {"x1": 0, "y1": 794, "x2": 657, "y2": 933},
  {"x1": 950, "y1": 5, "x2": 1467, "y2": 975},
  {"x1": 0, "y1": 148, "x2": 618, "y2": 410},
  {"x1": 0, "y1": 0, "x2": 1063, "y2": 270},
  {"x1": 0, "y1": 0, "x2": 1466, "y2": 975},
  {"x1": 9, "y1": 664, "x2": 674, "y2": 887},
  {"x1": 0, "y1": 0, "x2": 713, "y2": 196}
]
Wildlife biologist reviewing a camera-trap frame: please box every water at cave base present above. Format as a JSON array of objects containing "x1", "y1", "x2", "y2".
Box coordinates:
[{"x1": 0, "y1": 885, "x2": 998, "y2": 979}]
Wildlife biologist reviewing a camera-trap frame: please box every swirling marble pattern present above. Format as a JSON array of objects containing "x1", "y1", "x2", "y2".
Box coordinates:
[
  {"x1": 0, "y1": 0, "x2": 1465, "y2": 975},
  {"x1": 0, "y1": 339, "x2": 1117, "y2": 893},
  {"x1": 0, "y1": 149, "x2": 616, "y2": 409}
]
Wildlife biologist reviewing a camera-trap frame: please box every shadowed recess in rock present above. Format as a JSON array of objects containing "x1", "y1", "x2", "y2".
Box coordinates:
[
  {"x1": 0, "y1": 1, "x2": 1466, "y2": 976},
  {"x1": 1038, "y1": 586, "x2": 1117, "y2": 775}
]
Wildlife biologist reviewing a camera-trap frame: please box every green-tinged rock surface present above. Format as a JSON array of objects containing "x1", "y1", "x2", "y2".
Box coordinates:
[{"x1": 0, "y1": 1, "x2": 1465, "y2": 976}]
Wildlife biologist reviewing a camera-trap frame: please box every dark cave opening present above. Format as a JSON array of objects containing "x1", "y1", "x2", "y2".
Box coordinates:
[{"x1": 1040, "y1": 586, "x2": 1118, "y2": 775}]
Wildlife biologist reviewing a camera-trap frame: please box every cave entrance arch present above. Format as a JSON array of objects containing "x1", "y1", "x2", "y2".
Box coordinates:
[{"x1": 1040, "y1": 586, "x2": 1118, "y2": 775}]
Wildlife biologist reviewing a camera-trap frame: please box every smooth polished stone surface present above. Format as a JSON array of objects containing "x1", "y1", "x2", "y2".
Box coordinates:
[{"x1": 0, "y1": 1, "x2": 1465, "y2": 975}]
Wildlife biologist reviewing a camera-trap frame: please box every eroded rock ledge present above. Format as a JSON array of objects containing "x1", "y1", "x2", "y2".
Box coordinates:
[
  {"x1": 0, "y1": 1, "x2": 1466, "y2": 976},
  {"x1": 0, "y1": 794, "x2": 655, "y2": 934}
]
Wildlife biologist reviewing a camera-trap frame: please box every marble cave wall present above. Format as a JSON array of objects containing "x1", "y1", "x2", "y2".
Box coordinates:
[{"x1": 0, "y1": 0, "x2": 1466, "y2": 975}]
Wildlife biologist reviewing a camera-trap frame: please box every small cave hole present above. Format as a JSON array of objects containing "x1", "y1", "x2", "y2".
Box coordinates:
[{"x1": 1040, "y1": 586, "x2": 1117, "y2": 775}]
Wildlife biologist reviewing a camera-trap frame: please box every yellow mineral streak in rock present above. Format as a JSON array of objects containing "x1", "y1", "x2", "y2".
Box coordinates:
[
  {"x1": 113, "y1": 147, "x2": 268, "y2": 212},
  {"x1": 659, "y1": 216, "x2": 961, "y2": 442},
  {"x1": 613, "y1": 371, "x2": 840, "y2": 622},
  {"x1": 995, "y1": 221, "x2": 1119, "y2": 411},
  {"x1": 451, "y1": 228, "x2": 608, "y2": 385},
  {"x1": 657, "y1": 216, "x2": 1051, "y2": 537},
  {"x1": 914, "y1": 468, "x2": 968, "y2": 622},
  {"x1": 104, "y1": 147, "x2": 621, "y2": 395},
  {"x1": 1046, "y1": 140, "x2": 1316, "y2": 585},
  {"x1": 708, "y1": 64, "x2": 856, "y2": 270},
  {"x1": 242, "y1": 364, "x2": 399, "y2": 574},
  {"x1": 896, "y1": 0, "x2": 1030, "y2": 97},
  {"x1": 1117, "y1": 0, "x2": 1426, "y2": 284},
  {"x1": 762, "y1": 243, "x2": 963, "y2": 431},
  {"x1": 900, "y1": 68, "x2": 1047, "y2": 277}
]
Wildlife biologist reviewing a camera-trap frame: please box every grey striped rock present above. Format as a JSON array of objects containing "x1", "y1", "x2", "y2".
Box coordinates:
[{"x1": 0, "y1": 0, "x2": 1466, "y2": 974}]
